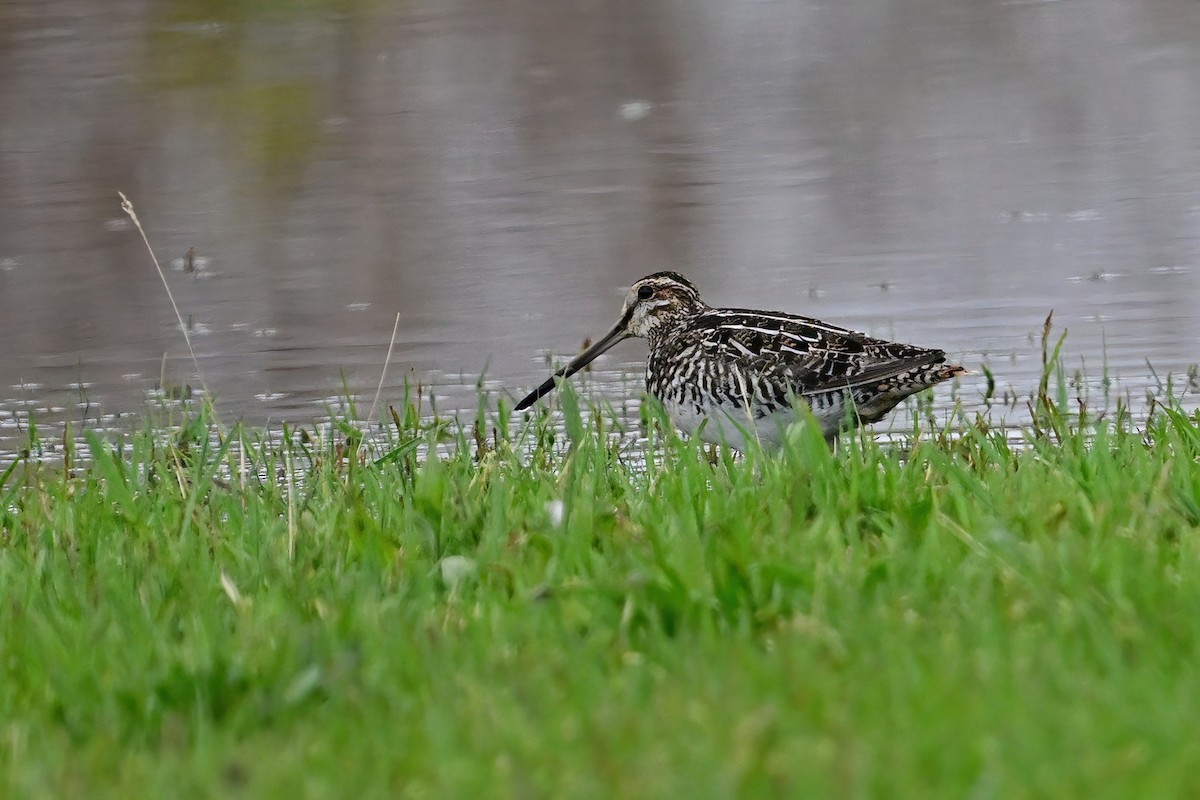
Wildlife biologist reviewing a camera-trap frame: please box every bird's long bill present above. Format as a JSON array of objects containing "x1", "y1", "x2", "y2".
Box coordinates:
[{"x1": 514, "y1": 319, "x2": 631, "y2": 411}]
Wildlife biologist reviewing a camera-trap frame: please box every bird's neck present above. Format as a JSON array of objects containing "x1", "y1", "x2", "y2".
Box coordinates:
[{"x1": 645, "y1": 308, "x2": 703, "y2": 350}]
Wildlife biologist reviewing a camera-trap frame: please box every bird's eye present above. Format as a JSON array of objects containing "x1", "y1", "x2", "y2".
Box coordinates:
[{"x1": 637, "y1": 285, "x2": 654, "y2": 300}]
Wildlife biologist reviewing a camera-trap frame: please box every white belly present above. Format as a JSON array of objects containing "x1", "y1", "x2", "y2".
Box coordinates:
[{"x1": 662, "y1": 397, "x2": 844, "y2": 450}]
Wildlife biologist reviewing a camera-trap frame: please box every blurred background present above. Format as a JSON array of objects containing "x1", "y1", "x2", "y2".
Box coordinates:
[{"x1": 2, "y1": 0, "x2": 1199, "y2": 453}]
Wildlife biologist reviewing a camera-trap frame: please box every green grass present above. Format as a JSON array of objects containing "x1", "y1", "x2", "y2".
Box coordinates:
[{"x1": 2, "y1": 382, "x2": 1200, "y2": 799}]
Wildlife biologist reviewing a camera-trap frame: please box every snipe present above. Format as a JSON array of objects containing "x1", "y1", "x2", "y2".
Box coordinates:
[{"x1": 515, "y1": 272, "x2": 965, "y2": 449}]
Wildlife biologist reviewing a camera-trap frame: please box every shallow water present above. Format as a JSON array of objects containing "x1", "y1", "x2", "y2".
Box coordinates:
[{"x1": 2, "y1": 0, "x2": 1199, "y2": 462}]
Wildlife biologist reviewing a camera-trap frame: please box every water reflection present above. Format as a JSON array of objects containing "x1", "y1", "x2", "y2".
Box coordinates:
[{"x1": 1, "y1": 0, "x2": 1198, "y2": 460}]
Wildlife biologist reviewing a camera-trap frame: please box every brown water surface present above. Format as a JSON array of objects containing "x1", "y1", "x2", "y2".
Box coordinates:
[{"x1": 2, "y1": 0, "x2": 1199, "y2": 458}]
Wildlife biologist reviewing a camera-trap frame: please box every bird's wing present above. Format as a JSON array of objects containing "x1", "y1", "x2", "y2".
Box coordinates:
[{"x1": 689, "y1": 309, "x2": 947, "y2": 396}]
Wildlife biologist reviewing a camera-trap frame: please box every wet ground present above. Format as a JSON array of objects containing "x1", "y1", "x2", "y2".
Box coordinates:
[{"x1": 2, "y1": 0, "x2": 1199, "y2": 461}]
